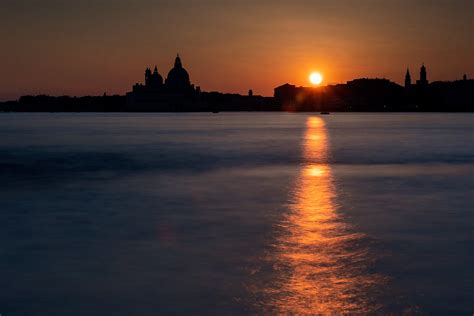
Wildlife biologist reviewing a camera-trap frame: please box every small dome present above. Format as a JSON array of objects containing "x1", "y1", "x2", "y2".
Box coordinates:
[{"x1": 152, "y1": 66, "x2": 163, "y2": 84}]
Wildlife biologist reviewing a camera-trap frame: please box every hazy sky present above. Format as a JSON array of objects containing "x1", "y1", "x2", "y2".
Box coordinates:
[{"x1": 1, "y1": 0, "x2": 473, "y2": 99}]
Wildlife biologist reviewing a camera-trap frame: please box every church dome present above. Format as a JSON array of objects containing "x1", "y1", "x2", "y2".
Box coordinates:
[{"x1": 166, "y1": 54, "x2": 191, "y2": 91}]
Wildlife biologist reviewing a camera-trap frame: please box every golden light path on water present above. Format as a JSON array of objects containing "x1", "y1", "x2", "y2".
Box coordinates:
[{"x1": 255, "y1": 117, "x2": 384, "y2": 315}]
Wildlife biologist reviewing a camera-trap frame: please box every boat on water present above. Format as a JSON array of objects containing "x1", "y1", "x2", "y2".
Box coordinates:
[{"x1": 320, "y1": 111, "x2": 330, "y2": 115}]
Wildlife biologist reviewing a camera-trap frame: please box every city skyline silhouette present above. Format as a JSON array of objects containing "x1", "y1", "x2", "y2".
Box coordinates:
[{"x1": 2, "y1": 54, "x2": 472, "y2": 112}]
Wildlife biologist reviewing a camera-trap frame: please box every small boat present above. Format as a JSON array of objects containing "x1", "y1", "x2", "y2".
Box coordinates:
[{"x1": 320, "y1": 111, "x2": 330, "y2": 115}]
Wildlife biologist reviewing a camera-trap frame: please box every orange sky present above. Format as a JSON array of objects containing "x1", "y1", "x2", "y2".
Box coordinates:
[{"x1": 1, "y1": 0, "x2": 473, "y2": 100}]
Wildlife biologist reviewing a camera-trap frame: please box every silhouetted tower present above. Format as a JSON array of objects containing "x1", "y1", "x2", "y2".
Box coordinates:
[
  {"x1": 417, "y1": 63, "x2": 428, "y2": 85},
  {"x1": 463, "y1": 74, "x2": 467, "y2": 81},
  {"x1": 145, "y1": 68, "x2": 152, "y2": 86},
  {"x1": 151, "y1": 65, "x2": 163, "y2": 86},
  {"x1": 405, "y1": 68, "x2": 411, "y2": 88}
]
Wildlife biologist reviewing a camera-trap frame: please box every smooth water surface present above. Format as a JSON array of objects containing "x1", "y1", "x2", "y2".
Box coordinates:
[{"x1": 0, "y1": 113, "x2": 473, "y2": 315}]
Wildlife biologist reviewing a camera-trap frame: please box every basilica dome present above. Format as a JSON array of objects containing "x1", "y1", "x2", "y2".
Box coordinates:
[{"x1": 166, "y1": 54, "x2": 191, "y2": 91}]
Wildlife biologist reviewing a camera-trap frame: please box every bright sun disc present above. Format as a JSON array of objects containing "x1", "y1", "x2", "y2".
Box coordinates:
[{"x1": 309, "y1": 72, "x2": 323, "y2": 85}]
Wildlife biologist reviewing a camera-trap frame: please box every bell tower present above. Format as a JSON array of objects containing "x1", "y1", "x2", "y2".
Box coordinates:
[
  {"x1": 418, "y1": 63, "x2": 428, "y2": 85},
  {"x1": 405, "y1": 68, "x2": 411, "y2": 88}
]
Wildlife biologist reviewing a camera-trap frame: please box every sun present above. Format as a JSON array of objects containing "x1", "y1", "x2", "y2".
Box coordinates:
[{"x1": 309, "y1": 72, "x2": 323, "y2": 85}]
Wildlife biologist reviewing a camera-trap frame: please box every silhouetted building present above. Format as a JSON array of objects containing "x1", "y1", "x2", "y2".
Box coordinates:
[
  {"x1": 126, "y1": 54, "x2": 200, "y2": 111},
  {"x1": 275, "y1": 79, "x2": 404, "y2": 111},
  {"x1": 405, "y1": 68, "x2": 411, "y2": 88},
  {"x1": 417, "y1": 63, "x2": 428, "y2": 85},
  {"x1": 145, "y1": 66, "x2": 163, "y2": 88},
  {"x1": 274, "y1": 83, "x2": 299, "y2": 110},
  {"x1": 124, "y1": 54, "x2": 277, "y2": 111}
]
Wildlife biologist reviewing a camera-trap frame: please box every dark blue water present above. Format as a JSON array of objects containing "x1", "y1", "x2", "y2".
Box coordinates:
[{"x1": 0, "y1": 113, "x2": 472, "y2": 315}]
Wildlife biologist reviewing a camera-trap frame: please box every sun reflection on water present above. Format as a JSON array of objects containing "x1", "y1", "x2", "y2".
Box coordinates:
[{"x1": 255, "y1": 117, "x2": 384, "y2": 315}]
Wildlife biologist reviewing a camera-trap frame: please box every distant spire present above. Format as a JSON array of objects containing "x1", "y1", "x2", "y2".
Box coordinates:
[
  {"x1": 154, "y1": 65, "x2": 158, "y2": 73},
  {"x1": 405, "y1": 67, "x2": 411, "y2": 88},
  {"x1": 419, "y1": 63, "x2": 427, "y2": 84}
]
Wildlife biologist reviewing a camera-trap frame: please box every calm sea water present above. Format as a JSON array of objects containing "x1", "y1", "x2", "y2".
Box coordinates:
[{"x1": 0, "y1": 113, "x2": 472, "y2": 315}]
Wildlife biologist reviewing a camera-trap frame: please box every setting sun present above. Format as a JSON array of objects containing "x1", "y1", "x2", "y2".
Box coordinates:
[{"x1": 309, "y1": 72, "x2": 323, "y2": 85}]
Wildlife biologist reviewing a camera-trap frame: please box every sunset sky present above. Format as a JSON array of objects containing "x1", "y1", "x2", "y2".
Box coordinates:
[{"x1": 1, "y1": 0, "x2": 473, "y2": 100}]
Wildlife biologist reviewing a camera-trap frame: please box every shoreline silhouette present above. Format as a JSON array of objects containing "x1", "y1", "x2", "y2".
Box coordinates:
[{"x1": 1, "y1": 56, "x2": 472, "y2": 112}]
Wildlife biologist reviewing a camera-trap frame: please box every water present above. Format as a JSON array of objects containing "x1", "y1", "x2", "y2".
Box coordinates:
[{"x1": 0, "y1": 113, "x2": 472, "y2": 315}]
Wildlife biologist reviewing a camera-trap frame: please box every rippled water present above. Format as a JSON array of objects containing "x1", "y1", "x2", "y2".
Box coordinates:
[{"x1": 0, "y1": 113, "x2": 473, "y2": 315}]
